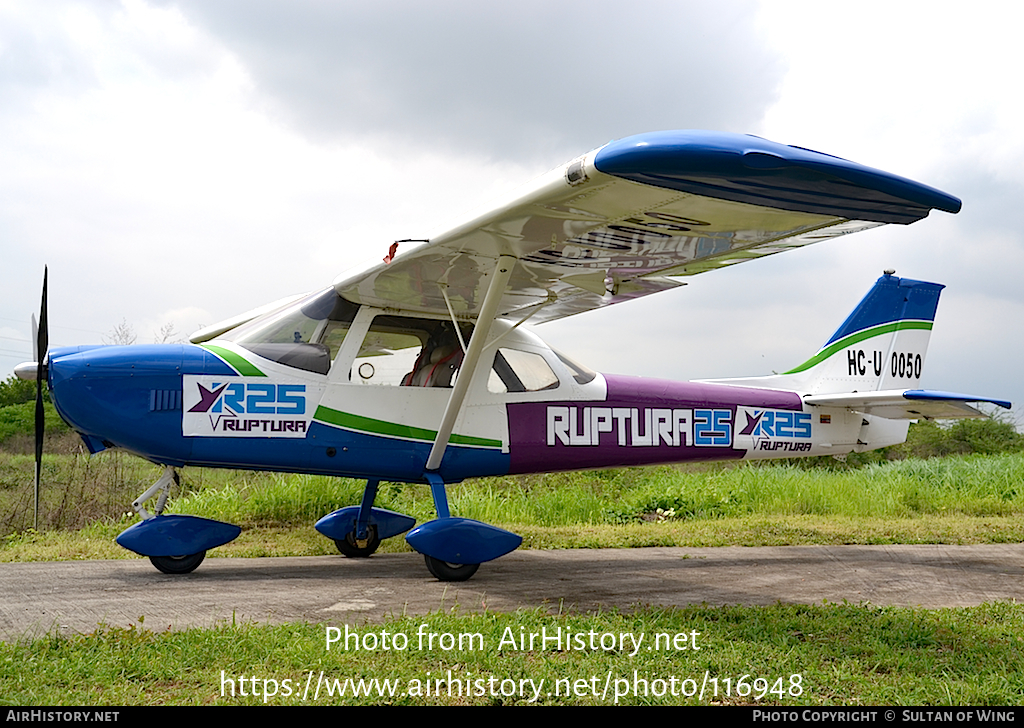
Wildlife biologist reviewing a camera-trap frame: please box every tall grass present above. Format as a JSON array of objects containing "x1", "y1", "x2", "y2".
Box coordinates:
[
  {"x1": 2, "y1": 409, "x2": 1021, "y2": 535},
  {"x1": 174, "y1": 473, "x2": 368, "y2": 526},
  {"x1": 161, "y1": 452, "x2": 1024, "y2": 527},
  {"x1": 5, "y1": 448, "x2": 1024, "y2": 537},
  {"x1": 609, "y1": 455, "x2": 1024, "y2": 521},
  {"x1": 0, "y1": 445, "x2": 154, "y2": 533}
]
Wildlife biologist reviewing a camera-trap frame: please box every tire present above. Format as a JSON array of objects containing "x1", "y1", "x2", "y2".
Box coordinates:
[
  {"x1": 334, "y1": 526, "x2": 380, "y2": 558},
  {"x1": 424, "y1": 555, "x2": 479, "y2": 582},
  {"x1": 149, "y1": 551, "x2": 206, "y2": 574}
]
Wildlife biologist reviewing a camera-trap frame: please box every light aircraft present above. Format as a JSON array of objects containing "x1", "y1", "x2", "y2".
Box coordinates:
[{"x1": 15, "y1": 130, "x2": 1010, "y2": 581}]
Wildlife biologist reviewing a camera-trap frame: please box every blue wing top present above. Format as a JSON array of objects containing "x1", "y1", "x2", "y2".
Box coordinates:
[{"x1": 594, "y1": 131, "x2": 962, "y2": 224}]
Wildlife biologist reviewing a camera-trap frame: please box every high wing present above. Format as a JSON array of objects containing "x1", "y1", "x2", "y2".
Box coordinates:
[
  {"x1": 804, "y1": 390, "x2": 1012, "y2": 420},
  {"x1": 333, "y1": 130, "x2": 961, "y2": 323}
]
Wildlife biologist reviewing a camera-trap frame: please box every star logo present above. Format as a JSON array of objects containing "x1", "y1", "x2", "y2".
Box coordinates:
[
  {"x1": 188, "y1": 383, "x2": 229, "y2": 413},
  {"x1": 739, "y1": 410, "x2": 763, "y2": 436}
]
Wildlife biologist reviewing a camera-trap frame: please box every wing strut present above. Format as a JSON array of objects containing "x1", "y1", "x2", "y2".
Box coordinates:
[
  {"x1": 425, "y1": 254, "x2": 516, "y2": 471},
  {"x1": 438, "y1": 284, "x2": 469, "y2": 354}
]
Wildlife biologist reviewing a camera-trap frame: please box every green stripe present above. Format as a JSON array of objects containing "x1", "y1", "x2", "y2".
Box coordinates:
[
  {"x1": 314, "y1": 405, "x2": 502, "y2": 449},
  {"x1": 201, "y1": 344, "x2": 267, "y2": 377},
  {"x1": 783, "y1": 320, "x2": 933, "y2": 375}
]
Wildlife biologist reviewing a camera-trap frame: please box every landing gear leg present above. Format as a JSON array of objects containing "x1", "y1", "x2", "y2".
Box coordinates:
[
  {"x1": 134, "y1": 467, "x2": 208, "y2": 573},
  {"x1": 423, "y1": 473, "x2": 479, "y2": 582},
  {"x1": 131, "y1": 465, "x2": 177, "y2": 520},
  {"x1": 116, "y1": 466, "x2": 240, "y2": 573},
  {"x1": 333, "y1": 480, "x2": 381, "y2": 557},
  {"x1": 405, "y1": 472, "x2": 495, "y2": 582},
  {"x1": 315, "y1": 479, "x2": 415, "y2": 556}
]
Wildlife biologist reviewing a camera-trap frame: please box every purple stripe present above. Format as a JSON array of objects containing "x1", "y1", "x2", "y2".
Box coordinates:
[
  {"x1": 602, "y1": 374, "x2": 803, "y2": 409},
  {"x1": 507, "y1": 374, "x2": 802, "y2": 474}
]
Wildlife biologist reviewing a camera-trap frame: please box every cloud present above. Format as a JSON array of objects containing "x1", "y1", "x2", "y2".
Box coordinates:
[
  {"x1": 1, "y1": 0, "x2": 1019, "y2": 417},
  {"x1": 160, "y1": 0, "x2": 785, "y2": 162}
]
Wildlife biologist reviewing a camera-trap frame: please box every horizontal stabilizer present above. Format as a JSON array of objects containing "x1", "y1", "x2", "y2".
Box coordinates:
[{"x1": 804, "y1": 389, "x2": 1011, "y2": 420}]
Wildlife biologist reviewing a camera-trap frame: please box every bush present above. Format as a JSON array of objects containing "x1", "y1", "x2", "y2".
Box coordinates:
[
  {"x1": 769, "y1": 412, "x2": 1022, "y2": 471},
  {"x1": 0, "y1": 375, "x2": 47, "y2": 407},
  {"x1": 897, "y1": 416, "x2": 1024, "y2": 458},
  {"x1": 0, "y1": 375, "x2": 68, "y2": 447},
  {"x1": 0, "y1": 401, "x2": 70, "y2": 445}
]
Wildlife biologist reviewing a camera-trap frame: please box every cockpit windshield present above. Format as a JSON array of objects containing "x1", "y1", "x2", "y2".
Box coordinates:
[
  {"x1": 219, "y1": 288, "x2": 357, "y2": 375},
  {"x1": 217, "y1": 287, "x2": 600, "y2": 387}
]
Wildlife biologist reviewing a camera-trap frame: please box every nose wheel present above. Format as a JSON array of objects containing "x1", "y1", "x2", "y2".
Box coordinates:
[{"x1": 117, "y1": 466, "x2": 241, "y2": 573}]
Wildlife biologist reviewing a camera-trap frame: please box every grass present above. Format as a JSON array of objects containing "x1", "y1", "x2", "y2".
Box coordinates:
[
  {"x1": 5, "y1": 450, "x2": 1024, "y2": 561},
  {"x1": 4, "y1": 446, "x2": 1024, "y2": 705},
  {"x1": 7, "y1": 514, "x2": 1024, "y2": 562},
  {"x1": 2, "y1": 603, "x2": 1023, "y2": 705}
]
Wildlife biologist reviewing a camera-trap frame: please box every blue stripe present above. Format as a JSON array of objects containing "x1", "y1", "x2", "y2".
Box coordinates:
[
  {"x1": 824, "y1": 274, "x2": 944, "y2": 346},
  {"x1": 904, "y1": 390, "x2": 1012, "y2": 410}
]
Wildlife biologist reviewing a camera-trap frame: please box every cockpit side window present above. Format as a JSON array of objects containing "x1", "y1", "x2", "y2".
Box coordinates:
[
  {"x1": 488, "y1": 348, "x2": 559, "y2": 393},
  {"x1": 353, "y1": 316, "x2": 471, "y2": 387},
  {"x1": 220, "y1": 289, "x2": 358, "y2": 375}
]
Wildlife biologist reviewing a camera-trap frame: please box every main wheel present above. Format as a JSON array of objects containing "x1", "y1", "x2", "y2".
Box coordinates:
[
  {"x1": 334, "y1": 526, "x2": 380, "y2": 558},
  {"x1": 424, "y1": 555, "x2": 479, "y2": 582},
  {"x1": 149, "y1": 551, "x2": 206, "y2": 574}
]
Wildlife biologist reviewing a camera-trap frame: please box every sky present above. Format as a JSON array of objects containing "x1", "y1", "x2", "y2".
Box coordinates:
[{"x1": 2, "y1": 0, "x2": 1022, "y2": 419}]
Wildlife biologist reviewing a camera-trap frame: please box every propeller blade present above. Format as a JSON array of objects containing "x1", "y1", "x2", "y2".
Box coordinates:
[
  {"x1": 37, "y1": 267, "x2": 48, "y2": 367},
  {"x1": 34, "y1": 267, "x2": 47, "y2": 531}
]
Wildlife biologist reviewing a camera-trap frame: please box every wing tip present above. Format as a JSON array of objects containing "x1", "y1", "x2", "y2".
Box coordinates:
[{"x1": 594, "y1": 130, "x2": 961, "y2": 223}]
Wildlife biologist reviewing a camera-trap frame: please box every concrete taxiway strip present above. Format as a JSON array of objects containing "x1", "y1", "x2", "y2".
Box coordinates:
[{"x1": 2, "y1": 544, "x2": 1022, "y2": 640}]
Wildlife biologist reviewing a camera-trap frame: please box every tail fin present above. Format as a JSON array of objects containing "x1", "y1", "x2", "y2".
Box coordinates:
[
  {"x1": 706, "y1": 273, "x2": 1009, "y2": 452},
  {"x1": 704, "y1": 272, "x2": 944, "y2": 395},
  {"x1": 781, "y1": 272, "x2": 944, "y2": 394}
]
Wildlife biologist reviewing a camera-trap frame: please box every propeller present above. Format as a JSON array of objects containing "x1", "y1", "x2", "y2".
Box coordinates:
[{"x1": 34, "y1": 267, "x2": 48, "y2": 530}]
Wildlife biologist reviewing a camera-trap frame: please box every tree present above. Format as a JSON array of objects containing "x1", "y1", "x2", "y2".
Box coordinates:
[
  {"x1": 0, "y1": 374, "x2": 41, "y2": 407},
  {"x1": 103, "y1": 319, "x2": 137, "y2": 346},
  {"x1": 153, "y1": 322, "x2": 181, "y2": 344}
]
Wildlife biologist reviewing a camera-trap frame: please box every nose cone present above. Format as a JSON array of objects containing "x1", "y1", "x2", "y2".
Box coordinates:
[
  {"x1": 49, "y1": 345, "x2": 194, "y2": 463},
  {"x1": 13, "y1": 361, "x2": 41, "y2": 381}
]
